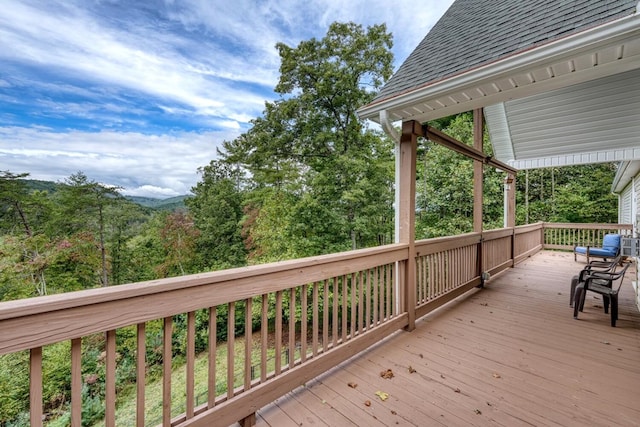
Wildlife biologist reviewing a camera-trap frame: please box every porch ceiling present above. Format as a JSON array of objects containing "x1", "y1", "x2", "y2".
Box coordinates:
[{"x1": 358, "y1": 13, "x2": 640, "y2": 170}]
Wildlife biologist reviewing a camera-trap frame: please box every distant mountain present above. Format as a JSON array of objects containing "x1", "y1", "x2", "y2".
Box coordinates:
[
  {"x1": 125, "y1": 195, "x2": 191, "y2": 210},
  {"x1": 20, "y1": 179, "x2": 190, "y2": 211},
  {"x1": 22, "y1": 179, "x2": 60, "y2": 193}
]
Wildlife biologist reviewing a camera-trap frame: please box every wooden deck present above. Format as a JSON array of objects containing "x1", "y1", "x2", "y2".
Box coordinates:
[{"x1": 252, "y1": 251, "x2": 640, "y2": 426}]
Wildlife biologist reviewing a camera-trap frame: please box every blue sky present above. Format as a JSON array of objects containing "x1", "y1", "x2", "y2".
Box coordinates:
[{"x1": 0, "y1": 0, "x2": 454, "y2": 198}]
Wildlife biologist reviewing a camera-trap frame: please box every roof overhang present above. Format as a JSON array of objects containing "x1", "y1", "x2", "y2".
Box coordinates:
[
  {"x1": 358, "y1": 13, "x2": 640, "y2": 170},
  {"x1": 612, "y1": 160, "x2": 640, "y2": 193}
]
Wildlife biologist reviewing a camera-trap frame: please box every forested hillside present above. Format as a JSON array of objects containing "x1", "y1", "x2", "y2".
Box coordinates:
[{"x1": 0, "y1": 21, "x2": 618, "y2": 426}]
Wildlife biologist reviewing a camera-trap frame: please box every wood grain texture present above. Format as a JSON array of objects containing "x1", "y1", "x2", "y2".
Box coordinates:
[{"x1": 254, "y1": 251, "x2": 639, "y2": 427}]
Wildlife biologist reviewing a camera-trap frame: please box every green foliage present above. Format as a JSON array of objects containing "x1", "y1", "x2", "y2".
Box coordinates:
[
  {"x1": 221, "y1": 22, "x2": 395, "y2": 260},
  {"x1": 516, "y1": 163, "x2": 617, "y2": 224},
  {"x1": 187, "y1": 161, "x2": 247, "y2": 270},
  {"x1": 416, "y1": 113, "x2": 504, "y2": 238}
]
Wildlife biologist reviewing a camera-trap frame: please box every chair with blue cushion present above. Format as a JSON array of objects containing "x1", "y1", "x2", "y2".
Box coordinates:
[{"x1": 574, "y1": 233, "x2": 621, "y2": 263}]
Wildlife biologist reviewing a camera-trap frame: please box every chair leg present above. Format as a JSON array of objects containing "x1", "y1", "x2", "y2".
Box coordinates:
[
  {"x1": 573, "y1": 285, "x2": 584, "y2": 319},
  {"x1": 570, "y1": 275, "x2": 578, "y2": 307},
  {"x1": 611, "y1": 294, "x2": 618, "y2": 327},
  {"x1": 579, "y1": 286, "x2": 587, "y2": 312},
  {"x1": 603, "y1": 295, "x2": 610, "y2": 314}
]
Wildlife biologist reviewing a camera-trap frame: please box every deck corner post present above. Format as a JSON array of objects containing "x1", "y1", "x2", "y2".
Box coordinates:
[
  {"x1": 399, "y1": 120, "x2": 419, "y2": 331},
  {"x1": 240, "y1": 412, "x2": 256, "y2": 427}
]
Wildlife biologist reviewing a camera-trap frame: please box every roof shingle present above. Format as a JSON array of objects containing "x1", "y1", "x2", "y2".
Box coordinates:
[{"x1": 374, "y1": 0, "x2": 637, "y2": 103}]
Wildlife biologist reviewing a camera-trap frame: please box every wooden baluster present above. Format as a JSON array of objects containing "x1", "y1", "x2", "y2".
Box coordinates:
[
  {"x1": 260, "y1": 295, "x2": 268, "y2": 382},
  {"x1": 341, "y1": 274, "x2": 347, "y2": 342},
  {"x1": 30, "y1": 347, "x2": 43, "y2": 427},
  {"x1": 301, "y1": 285, "x2": 308, "y2": 362},
  {"x1": 365, "y1": 269, "x2": 371, "y2": 330},
  {"x1": 162, "y1": 318, "x2": 172, "y2": 427},
  {"x1": 186, "y1": 311, "x2": 195, "y2": 418},
  {"x1": 106, "y1": 329, "x2": 116, "y2": 427},
  {"x1": 208, "y1": 307, "x2": 217, "y2": 408},
  {"x1": 332, "y1": 278, "x2": 338, "y2": 346},
  {"x1": 358, "y1": 272, "x2": 364, "y2": 333},
  {"x1": 386, "y1": 264, "x2": 392, "y2": 318},
  {"x1": 71, "y1": 338, "x2": 82, "y2": 427},
  {"x1": 373, "y1": 267, "x2": 378, "y2": 327},
  {"x1": 227, "y1": 302, "x2": 235, "y2": 399},
  {"x1": 312, "y1": 283, "x2": 319, "y2": 357},
  {"x1": 289, "y1": 289, "x2": 295, "y2": 369},
  {"x1": 322, "y1": 280, "x2": 329, "y2": 352},
  {"x1": 244, "y1": 298, "x2": 252, "y2": 391},
  {"x1": 136, "y1": 323, "x2": 146, "y2": 427},
  {"x1": 275, "y1": 292, "x2": 283, "y2": 374},
  {"x1": 350, "y1": 273, "x2": 356, "y2": 338},
  {"x1": 375, "y1": 266, "x2": 384, "y2": 324}
]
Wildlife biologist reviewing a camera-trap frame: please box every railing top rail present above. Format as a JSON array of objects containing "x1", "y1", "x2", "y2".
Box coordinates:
[
  {"x1": 0, "y1": 243, "x2": 409, "y2": 322},
  {"x1": 543, "y1": 222, "x2": 633, "y2": 230}
]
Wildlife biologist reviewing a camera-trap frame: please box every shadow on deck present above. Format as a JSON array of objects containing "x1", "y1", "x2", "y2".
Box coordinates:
[{"x1": 254, "y1": 251, "x2": 640, "y2": 426}]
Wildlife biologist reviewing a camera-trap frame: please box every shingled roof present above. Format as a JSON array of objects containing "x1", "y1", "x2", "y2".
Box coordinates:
[
  {"x1": 358, "y1": 0, "x2": 640, "y2": 170},
  {"x1": 373, "y1": 0, "x2": 638, "y2": 104}
]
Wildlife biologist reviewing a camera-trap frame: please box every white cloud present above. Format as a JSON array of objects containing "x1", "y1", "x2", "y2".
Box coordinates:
[
  {"x1": 0, "y1": 127, "x2": 237, "y2": 197},
  {"x1": 0, "y1": 0, "x2": 455, "y2": 196}
]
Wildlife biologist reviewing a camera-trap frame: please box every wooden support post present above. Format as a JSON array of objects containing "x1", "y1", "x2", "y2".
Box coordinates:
[
  {"x1": 473, "y1": 109, "x2": 483, "y2": 233},
  {"x1": 507, "y1": 173, "x2": 516, "y2": 228},
  {"x1": 240, "y1": 412, "x2": 256, "y2": 427},
  {"x1": 400, "y1": 120, "x2": 418, "y2": 331}
]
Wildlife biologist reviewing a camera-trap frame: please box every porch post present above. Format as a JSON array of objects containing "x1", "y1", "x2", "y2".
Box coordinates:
[
  {"x1": 473, "y1": 109, "x2": 483, "y2": 233},
  {"x1": 506, "y1": 173, "x2": 516, "y2": 228},
  {"x1": 400, "y1": 120, "x2": 418, "y2": 331}
]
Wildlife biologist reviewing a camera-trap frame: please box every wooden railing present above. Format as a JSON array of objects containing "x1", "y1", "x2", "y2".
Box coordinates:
[
  {"x1": 543, "y1": 222, "x2": 633, "y2": 251},
  {"x1": 0, "y1": 222, "x2": 631, "y2": 426}
]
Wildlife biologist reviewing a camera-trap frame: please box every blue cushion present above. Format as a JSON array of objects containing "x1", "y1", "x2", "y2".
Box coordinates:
[
  {"x1": 602, "y1": 234, "x2": 621, "y2": 252},
  {"x1": 584, "y1": 247, "x2": 618, "y2": 257},
  {"x1": 575, "y1": 234, "x2": 620, "y2": 257}
]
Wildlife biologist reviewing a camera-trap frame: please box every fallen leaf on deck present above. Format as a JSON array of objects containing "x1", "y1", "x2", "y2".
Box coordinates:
[
  {"x1": 321, "y1": 399, "x2": 326, "y2": 404},
  {"x1": 375, "y1": 391, "x2": 389, "y2": 401},
  {"x1": 364, "y1": 400, "x2": 371, "y2": 407},
  {"x1": 380, "y1": 369, "x2": 394, "y2": 379},
  {"x1": 492, "y1": 373, "x2": 501, "y2": 379},
  {"x1": 480, "y1": 303, "x2": 488, "y2": 306},
  {"x1": 347, "y1": 382, "x2": 357, "y2": 389},
  {"x1": 475, "y1": 409, "x2": 482, "y2": 415},
  {"x1": 391, "y1": 410, "x2": 397, "y2": 415},
  {"x1": 454, "y1": 388, "x2": 461, "y2": 393},
  {"x1": 470, "y1": 320, "x2": 475, "y2": 324},
  {"x1": 408, "y1": 365, "x2": 416, "y2": 373},
  {"x1": 602, "y1": 341, "x2": 610, "y2": 345},
  {"x1": 440, "y1": 374, "x2": 446, "y2": 379},
  {"x1": 419, "y1": 353, "x2": 424, "y2": 358}
]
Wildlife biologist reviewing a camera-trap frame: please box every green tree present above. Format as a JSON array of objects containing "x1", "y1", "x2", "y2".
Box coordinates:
[
  {"x1": 187, "y1": 161, "x2": 247, "y2": 270},
  {"x1": 51, "y1": 172, "x2": 123, "y2": 286},
  {"x1": 516, "y1": 163, "x2": 617, "y2": 224},
  {"x1": 220, "y1": 22, "x2": 395, "y2": 260},
  {"x1": 0, "y1": 171, "x2": 34, "y2": 236},
  {"x1": 416, "y1": 113, "x2": 505, "y2": 238}
]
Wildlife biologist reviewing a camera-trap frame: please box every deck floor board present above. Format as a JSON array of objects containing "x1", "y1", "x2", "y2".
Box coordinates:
[{"x1": 254, "y1": 251, "x2": 640, "y2": 426}]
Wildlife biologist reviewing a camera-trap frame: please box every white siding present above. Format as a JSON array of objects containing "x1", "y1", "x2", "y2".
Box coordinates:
[{"x1": 620, "y1": 184, "x2": 633, "y2": 225}]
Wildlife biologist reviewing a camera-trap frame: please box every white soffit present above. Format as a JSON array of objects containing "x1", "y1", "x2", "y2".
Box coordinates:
[{"x1": 486, "y1": 67, "x2": 640, "y2": 169}]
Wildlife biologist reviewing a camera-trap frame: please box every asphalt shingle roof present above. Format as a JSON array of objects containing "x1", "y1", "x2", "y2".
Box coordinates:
[{"x1": 374, "y1": 0, "x2": 637, "y2": 103}]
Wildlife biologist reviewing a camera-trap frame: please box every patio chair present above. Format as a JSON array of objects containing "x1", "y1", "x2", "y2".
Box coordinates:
[
  {"x1": 573, "y1": 262, "x2": 631, "y2": 327},
  {"x1": 573, "y1": 233, "x2": 621, "y2": 263},
  {"x1": 569, "y1": 256, "x2": 620, "y2": 307}
]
